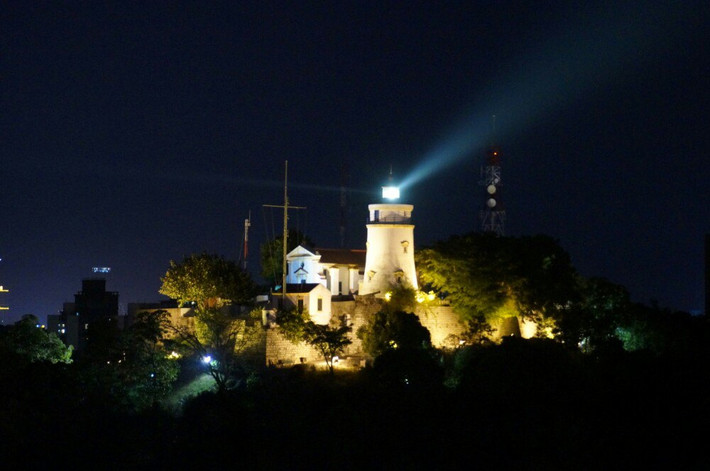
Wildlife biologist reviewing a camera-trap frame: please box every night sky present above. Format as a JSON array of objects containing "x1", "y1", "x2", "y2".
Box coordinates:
[{"x1": 2, "y1": 1, "x2": 707, "y2": 323}]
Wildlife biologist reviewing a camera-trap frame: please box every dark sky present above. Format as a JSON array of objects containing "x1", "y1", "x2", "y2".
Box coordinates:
[{"x1": 2, "y1": 1, "x2": 707, "y2": 323}]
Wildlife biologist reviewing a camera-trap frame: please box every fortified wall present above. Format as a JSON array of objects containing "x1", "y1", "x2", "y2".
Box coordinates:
[{"x1": 264, "y1": 298, "x2": 471, "y2": 367}]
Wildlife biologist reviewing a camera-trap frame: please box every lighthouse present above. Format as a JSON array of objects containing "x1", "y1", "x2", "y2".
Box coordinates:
[{"x1": 360, "y1": 174, "x2": 418, "y2": 296}]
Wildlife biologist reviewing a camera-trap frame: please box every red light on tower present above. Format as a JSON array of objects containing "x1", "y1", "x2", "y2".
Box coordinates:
[{"x1": 480, "y1": 145, "x2": 505, "y2": 236}]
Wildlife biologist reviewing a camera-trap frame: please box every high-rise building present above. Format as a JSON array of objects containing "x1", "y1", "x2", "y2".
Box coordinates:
[{"x1": 47, "y1": 278, "x2": 119, "y2": 350}]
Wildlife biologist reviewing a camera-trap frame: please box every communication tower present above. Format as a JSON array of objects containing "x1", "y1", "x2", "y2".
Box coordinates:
[
  {"x1": 480, "y1": 115, "x2": 506, "y2": 236},
  {"x1": 480, "y1": 146, "x2": 506, "y2": 236}
]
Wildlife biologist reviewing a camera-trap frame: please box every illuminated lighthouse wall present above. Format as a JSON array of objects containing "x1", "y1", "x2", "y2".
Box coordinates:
[{"x1": 360, "y1": 184, "x2": 418, "y2": 297}]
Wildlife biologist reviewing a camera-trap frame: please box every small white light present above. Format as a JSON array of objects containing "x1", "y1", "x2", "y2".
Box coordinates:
[{"x1": 202, "y1": 355, "x2": 212, "y2": 364}]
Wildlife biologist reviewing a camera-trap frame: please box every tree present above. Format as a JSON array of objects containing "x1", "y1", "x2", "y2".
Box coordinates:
[
  {"x1": 160, "y1": 253, "x2": 259, "y2": 392},
  {"x1": 555, "y1": 277, "x2": 630, "y2": 352},
  {"x1": 0, "y1": 315, "x2": 72, "y2": 364},
  {"x1": 357, "y1": 310, "x2": 431, "y2": 358},
  {"x1": 416, "y1": 233, "x2": 577, "y2": 327},
  {"x1": 260, "y1": 229, "x2": 314, "y2": 286},
  {"x1": 460, "y1": 314, "x2": 495, "y2": 346},
  {"x1": 75, "y1": 310, "x2": 179, "y2": 412},
  {"x1": 160, "y1": 253, "x2": 256, "y2": 312},
  {"x1": 170, "y1": 308, "x2": 264, "y2": 392},
  {"x1": 302, "y1": 322, "x2": 352, "y2": 374},
  {"x1": 274, "y1": 307, "x2": 310, "y2": 343},
  {"x1": 383, "y1": 283, "x2": 418, "y2": 314},
  {"x1": 275, "y1": 308, "x2": 351, "y2": 373}
]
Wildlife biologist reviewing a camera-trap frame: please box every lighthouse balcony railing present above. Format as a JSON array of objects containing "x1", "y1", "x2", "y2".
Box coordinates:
[{"x1": 368, "y1": 215, "x2": 412, "y2": 224}]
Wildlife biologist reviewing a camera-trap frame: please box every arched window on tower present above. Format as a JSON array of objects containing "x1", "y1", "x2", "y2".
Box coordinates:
[{"x1": 394, "y1": 270, "x2": 404, "y2": 284}]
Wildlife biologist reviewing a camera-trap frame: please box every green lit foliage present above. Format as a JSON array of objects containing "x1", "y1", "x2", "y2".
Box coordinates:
[
  {"x1": 160, "y1": 253, "x2": 260, "y2": 392},
  {"x1": 416, "y1": 233, "x2": 577, "y2": 325},
  {"x1": 0, "y1": 315, "x2": 73, "y2": 364},
  {"x1": 384, "y1": 283, "x2": 417, "y2": 314},
  {"x1": 159, "y1": 253, "x2": 256, "y2": 313},
  {"x1": 357, "y1": 310, "x2": 431, "y2": 358},
  {"x1": 274, "y1": 307, "x2": 310, "y2": 343},
  {"x1": 260, "y1": 229, "x2": 314, "y2": 286}
]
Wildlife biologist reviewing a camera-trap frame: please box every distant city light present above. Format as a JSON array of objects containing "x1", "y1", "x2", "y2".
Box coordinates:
[{"x1": 92, "y1": 267, "x2": 111, "y2": 273}]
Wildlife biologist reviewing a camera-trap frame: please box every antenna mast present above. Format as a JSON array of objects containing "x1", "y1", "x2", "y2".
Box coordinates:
[
  {"x1": 263, "y1": 161, "x2": 305, "y2": 301},
  {"x1": 282, "y1": 161, "x2": 288, "y2": 297},
  {"x1": 240, "y1": 211, "x2": 251, "y2": 270},
  {"x1": 339, "y1": 162, "x2": 349, "y2": 247}
]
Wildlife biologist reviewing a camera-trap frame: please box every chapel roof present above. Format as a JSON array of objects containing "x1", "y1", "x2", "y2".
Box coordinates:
[{"x1": 315, "y1": 248, "x2": 367, "y2": 266}]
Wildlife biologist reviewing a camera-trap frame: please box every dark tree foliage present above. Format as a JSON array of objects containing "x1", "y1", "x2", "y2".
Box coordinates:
[
  {"x1": 460, "y1": 314, "x2": 496, "y2": 346},
  {"x1": 616, "y1": 303, "x2": 710, "y2": 358},
  {"x1": 302, "y1": 322, "x2": 352, "y2": 373},
  {"x1": 76, "y1": 311, "x2": 179, "y2": 412},
  {"x1": 260, "y1": 229, "x2": 315, "y2": 286},
  {"x1": 416, "y1": 233, "x2": 578, "y2": 324},
  {"x1": 357, "y1": 310, "x2": 432, "y2": 358},
  {"x1": 555, "y1": 277, "x2": 631, "y2": 352},
  {"x1": 371, "y1": 347, "x2": 444, "y2": 391}
]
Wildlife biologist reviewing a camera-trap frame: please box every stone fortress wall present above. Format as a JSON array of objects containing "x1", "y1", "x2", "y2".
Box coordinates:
[{"x1": 264, "y1": 298, "x2": 471, "y2": 367}]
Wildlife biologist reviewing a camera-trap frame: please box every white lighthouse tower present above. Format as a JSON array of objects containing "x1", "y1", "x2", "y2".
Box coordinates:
[{"x1": 360, "y1": 174, "x2": 418, "y2": 297}]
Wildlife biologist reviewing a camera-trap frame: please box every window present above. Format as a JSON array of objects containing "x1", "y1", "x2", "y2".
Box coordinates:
[
  {"x1": 394, "y1": 270, "x2": 404, "y2": 284},
  {"x1": 338, "y1": 281, "x2": 342, "y2": 294},
  {"x1": 298, "y1": 299, "x2": 304, "y2": 311},
  {"x1": 317, "y1": 298, "x2": 323, "y2": 311}
]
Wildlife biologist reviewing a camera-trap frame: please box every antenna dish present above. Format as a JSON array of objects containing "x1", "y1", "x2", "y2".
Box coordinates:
[
  {"x1": 487, "y1": 184, "x2": 497, "y2": 195},
  {"x1": 487, "y1": 198, "x2": 497, "y2": 208}
]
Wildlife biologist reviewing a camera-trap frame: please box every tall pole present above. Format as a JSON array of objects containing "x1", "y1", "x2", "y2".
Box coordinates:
[
  {"x1": 263, "y1": 161, "x2": 305, "y2": 302},
  {"x1": 282, "y1": 161, "x2": 289, "y2": 298},
  {"x1": 242, "y1": 211, "x2": 251, "y2": 271}
]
